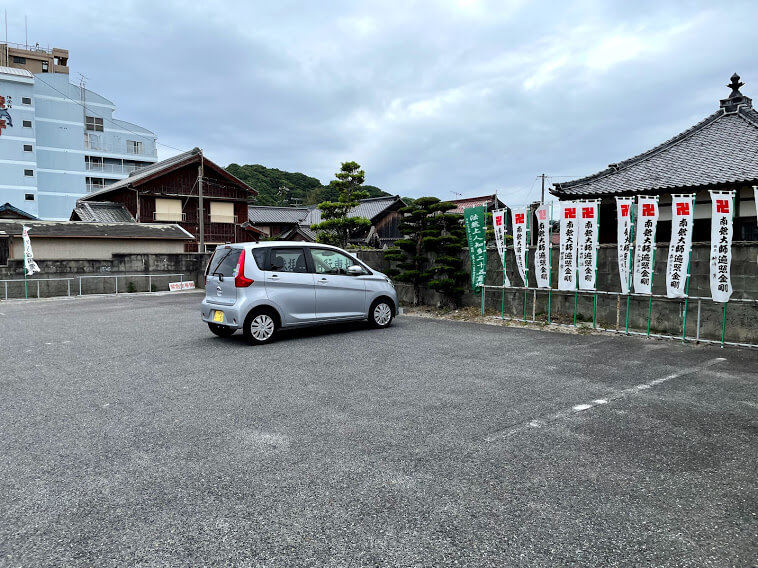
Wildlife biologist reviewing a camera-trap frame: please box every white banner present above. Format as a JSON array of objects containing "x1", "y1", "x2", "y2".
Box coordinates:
[
  {"x1": 22, "y1": 225, "x2": 40, "y2": 276},
  {"x1": 709, "y1": 190, "x2": 735, "y2": 302},
  {"x1": 616, "y1": 197, "x2": 634, "y2": 294},
  {"x1": 534, "y1": 204, "x2": 552, "y2": 288},
  {"x1": 755, "y1": 185, "x2": 758, "y2": 266},
  {"x1": 511, "y1": 206, "x2": 529, "y2": 286},
  {"x1": 577, "y1": 200, "x2": 599, "y2": 290},
  {"x1": 633, "y1": 196, "x2": 659, "y2": 295},
  {"x1": 492, "y1": 208, "x2": 511, "y2": 287},
  {"x1": 558, "y1": 201, "x2": 578, "y2": 291},
  {"x1": 665, "y1": 194, "x2": 694, "y2": 298}
]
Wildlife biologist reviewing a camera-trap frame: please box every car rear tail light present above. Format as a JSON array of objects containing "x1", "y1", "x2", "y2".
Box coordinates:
[{"x1": 234, "y1": 249, "x2": 254, "y2": 288}]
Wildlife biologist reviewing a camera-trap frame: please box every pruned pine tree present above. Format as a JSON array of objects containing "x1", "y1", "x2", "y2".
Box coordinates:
[
  {"x1": 311, "y1": 161, "x2": 371, "y2": 248},
  {"x1": 384, "y1": 197, "x2": 467, "y2": 307}
]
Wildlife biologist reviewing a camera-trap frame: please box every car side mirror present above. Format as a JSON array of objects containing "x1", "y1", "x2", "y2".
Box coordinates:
[{"x1": 347, "y1": 265, "x2": 364, "y2": 276}]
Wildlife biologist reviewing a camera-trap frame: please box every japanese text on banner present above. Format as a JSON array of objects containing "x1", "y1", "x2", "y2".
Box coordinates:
[
  {"x1": 665, "y1": 195, "x2": 694, "y2": 298},
  {"x1": 616, "y1": 197, "x2": 634, "y2": 294},
  {"x1": 709, "y1": 190, "x2": 734, "y2": 302},
  {"x1": 577, "y1": 201, "x2": 599, "y2": 290},
  {"x1": 464, "y1": 206, "x2": 487, "y2": 292},
  {"x1": 492, "y1": 208, "x2": 511, "y2": 287},
  {"x1": 633, "y1": 196, "x2": 659, "y2": 295},
  {"x1": 558, "y1": 202, "x2": 578, "y2": 291},
  {"x1": 534, "y1": 204, "x2": 551, "y2": 288},
  {"x1": 511, "y1": 206, "x2": 529, "y2": 286}
]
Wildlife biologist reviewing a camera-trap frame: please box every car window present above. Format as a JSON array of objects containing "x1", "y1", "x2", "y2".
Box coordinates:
[
  {"x1": 206, "y1": 248, "x2": 241, "y2": 277},
  {"x1": 251, "y1": 247, "x2": 268, "y2": 270},
  {"x1": 267, "y1": 248, "x2": 308, "y2": 273},
  {"x1": 310, "y1": 248, "x2": 359, "y2": 275}
]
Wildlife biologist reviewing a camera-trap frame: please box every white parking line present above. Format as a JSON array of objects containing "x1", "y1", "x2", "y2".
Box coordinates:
[{"x1": 485, "y1": 357, "x2": 726, "y2": 442}]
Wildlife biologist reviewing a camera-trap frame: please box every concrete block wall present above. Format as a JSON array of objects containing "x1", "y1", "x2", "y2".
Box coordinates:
[
  {"x1": 375, "y1": 243, "x2": 758, "y2": 344},
  {"x1": 0, "y1": 253, "x2": 211, "y2": 299}
]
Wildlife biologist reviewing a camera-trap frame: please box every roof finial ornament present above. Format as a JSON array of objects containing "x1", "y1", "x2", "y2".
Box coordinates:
[
  {"x1": 720, "y1": 72, "x2": 751, "y2": 113},
  {"x1": 727, "y1": 72, "x2": 744, "y2": 98}
]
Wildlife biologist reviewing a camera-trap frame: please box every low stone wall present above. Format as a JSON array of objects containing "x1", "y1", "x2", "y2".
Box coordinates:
[
  {"x1": 377, "y1": 243, "x2": 758, "y2": 344},
  {"x1": 0, "y1": 253, "x2": 212, "y2": 299}
]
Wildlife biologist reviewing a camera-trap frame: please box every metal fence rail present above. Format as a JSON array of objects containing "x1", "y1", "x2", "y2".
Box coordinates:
[
  {"x1": 1, "y1": 273, "x2": 189, "y2": 300},
  {"x1": 480, "y1": 284, "x2": 758, "y2": 349}
]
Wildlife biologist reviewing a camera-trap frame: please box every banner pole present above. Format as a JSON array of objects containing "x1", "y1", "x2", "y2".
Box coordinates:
[
  {"x1": 625, "y1": 199, "x2": 636, "y2": 334},
  {"x1": 24, "y1": 268, "x2": 28, "y2": 299},
  {"x1": 646, "y1": 200, "x2": 658, "y2": 337},
  {"x1": 481, "y1": 286, "x2": 485, "y2": 316},
  {"x1": 721, "y1": 302, "x2": 727, "y2": 348},
  {"x1": 501, "y1": 270, "x2": 505, "y2": 319},
  {"x1": 592, "y1": 200, "x2": 600, "y2": 329},
  {"x1": 720, "y1": 191, "x2": 736, "y2": 348},
  {"x1": 681, "y1": 195, "x2": 696, "y2": 343},
  {"x1": 547, "y1": 204, "x2": 553, "y2": 324},
  {"x1": 524, "y1": 208, "x2": 530, "y2": 322}
]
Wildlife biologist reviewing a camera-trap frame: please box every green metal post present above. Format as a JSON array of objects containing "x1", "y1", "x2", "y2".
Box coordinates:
[
  {"x1": 646, "y1": 206, "x2": 658, "y2": 338},
  {"x1": 625, "y1": 200, "x2": 636, "y2": 334},
  {"x1": 547, "y1": 204, "x2": 553, "y2": 324},
  {"x1": 720, "y1": 302, "x2": 727, "y2": 348},
  {"x1": 501, "y1": 271, "x2": 505, "y2": 319},
  {"x1": 524, "y1": 212, "x2": 530, "y2": 323},
  {"x1": 681, "y1": 195, "x2": 696, "y2": 343}
]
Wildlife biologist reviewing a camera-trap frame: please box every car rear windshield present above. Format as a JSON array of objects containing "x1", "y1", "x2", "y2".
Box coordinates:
[{"x1": 207, "y1": 248, "x2": 242, "y2": 277}]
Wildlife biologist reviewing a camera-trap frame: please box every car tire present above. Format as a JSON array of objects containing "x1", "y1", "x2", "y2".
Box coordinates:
[
  {"x1": 369, "y1": 298, "x2": 394, "y2": 328},
  {"x1": 208, "y1": 322, "x2": 236, "y2": 337},
  {"x1": 243, "y1": 308, "x2": 278, "y2": 345}
]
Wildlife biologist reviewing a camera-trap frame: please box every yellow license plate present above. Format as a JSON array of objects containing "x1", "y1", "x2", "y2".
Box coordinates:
[{"x1": 213, "y1": 310, "x2": 224, "y2": 323}]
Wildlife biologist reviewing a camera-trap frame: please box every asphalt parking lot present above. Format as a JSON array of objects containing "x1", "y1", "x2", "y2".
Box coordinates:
[{"x1": 1, "y1": 292, "x2": 756, "y2": 567}]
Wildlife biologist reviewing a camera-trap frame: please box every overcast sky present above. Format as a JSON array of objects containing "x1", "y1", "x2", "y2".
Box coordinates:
[{"x1": 6, "y1": 0, "x2": 758, "y2": 204}]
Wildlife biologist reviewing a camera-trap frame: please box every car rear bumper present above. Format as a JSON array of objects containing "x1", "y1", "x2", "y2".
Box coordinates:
[{"x1": 201, "y1": 299, "x2": 243, "y2": 328}]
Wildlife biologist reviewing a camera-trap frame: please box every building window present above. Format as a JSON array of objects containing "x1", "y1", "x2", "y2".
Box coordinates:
[
  {"x1": 210, "y1": 201, "x2": 236, "y2": 224},
  {"x1": 85, "y1": 177, "x2": 106, "y2": 192},
  {"x1": 13, "y1": 56, "x2": 26, "y2": 64},
  {"x1": 41, "y1": 61, "x2": 49, "y2": 73},
  {"x1": 23, "y1": 144, "x2": 33, "y2": 152},
  {"x1": 84, "y1": 133, "x2": 101, "y2": 150},
  {"x1": 22, "y1": 97, "x2": 32, "y2": 105},
  {"x1": 25, "y1": 193, "x2": 35, "y2": 200},
  {"x1": 22, "y1": 120, "x2": 32, "y2": 128},
  {"x1": 24, "y1": 169, "x2": 34, "y2": 177},
  {"x1": 85, "y1": 116, "x2": 104, "y2": 132},
  {"x1": 126, "y1": 140, "x2": 143, "y2": 155},
  {"x1": 154, "y1": 198, "x2": 184, "y2": 222}
]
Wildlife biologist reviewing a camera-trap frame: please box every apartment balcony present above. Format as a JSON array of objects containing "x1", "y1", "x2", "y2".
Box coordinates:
[
  {"x1": 84, "y1": 135, "x2": 158, "y2": 158},
  {"x1": 85, "y1": 162, "x2": 142, "y2": 175}
]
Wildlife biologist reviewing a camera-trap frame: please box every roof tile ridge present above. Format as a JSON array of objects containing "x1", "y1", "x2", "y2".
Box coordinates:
[{"x1": 558, "y1": 110, "x2": 724, "y2": 189}]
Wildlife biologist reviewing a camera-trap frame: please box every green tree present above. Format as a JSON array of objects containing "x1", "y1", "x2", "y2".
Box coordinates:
[
  {"x1": 384, "y1": 197, "x2": 467, "y2": 307},
  {"x1": 311, "y1": 161, "x2": 372, "y2": 248}
]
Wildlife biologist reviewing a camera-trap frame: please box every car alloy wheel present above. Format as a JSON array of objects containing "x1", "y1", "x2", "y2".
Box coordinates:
[{"x1": 370, "y1": 300, "x2": 393, "y2": 328}]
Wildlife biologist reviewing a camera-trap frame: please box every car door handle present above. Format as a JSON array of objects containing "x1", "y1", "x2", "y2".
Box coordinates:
[
  {"x1": 270, "y1": 274, "x2": 279, "y2": 279},
  {"x1": 318, "y1": 278, "x2": 328, "y2": 283}
]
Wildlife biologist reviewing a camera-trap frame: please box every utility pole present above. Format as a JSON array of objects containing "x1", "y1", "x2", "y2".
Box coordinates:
[
  {"x1": 540, "y1": 173, "x2": 546, "y2": 204},
  {"x1": 198, "y1": 151, "x2": 205, "y2": 252}
]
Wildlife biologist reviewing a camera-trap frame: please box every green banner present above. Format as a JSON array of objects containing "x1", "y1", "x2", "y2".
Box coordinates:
[{"x1": 464, "y1": 205, "x2": 487, "y2": 291}]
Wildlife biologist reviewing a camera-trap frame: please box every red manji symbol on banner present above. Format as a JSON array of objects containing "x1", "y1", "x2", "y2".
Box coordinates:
[
  {"x1": 582, "y1": 207, "x2": 594, "y2": 219},
  {"x1": 537, "y1": 209, "x2": 547, "y2": 220},
  {"x1": 676, "y1": 202, "x2": 690, "y2": 215},
  {"x1": 515, "y1": 213, "x2": 525, "y2": 224},
  {"x1": 642, "y1": 203, "x2": 656, "y2": 216},
  {"x1": 620, "y1": 204, "x2": 630, "y2": 217},
  {"x1": 716, "y1": 199, "x2": 730, "y2": 214},
  {"x1": 564, "y1": 207, "x2": 576, "y2": 219},
  {"x1": 495, "y1": 215, "x2": 503, "y2": 226}
]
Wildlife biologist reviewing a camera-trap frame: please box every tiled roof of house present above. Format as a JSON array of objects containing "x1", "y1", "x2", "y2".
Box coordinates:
[
  {"x1": 71, "y1": 201, "x2": 135, "y2": 223},
  {"x1": 248, "y1": 206, "x2": 309, "y2": 224},
  {"x1": 552, "y1": 74, "x2": 758, "y2": 198},
  {"x1": 81, "y1": 148, "x2": 256, "y2": 200},
  {"x1": 0, "y1": 202, "x2": 37, "y2": 219},
  {"x1": 0, "y1": 220, "x2": 194, "y2": 240},
  {"x1": 448, "y1": 195, "x2": 504, "y2": 214},
  {"x1": 304, "y1": 196, "x2": 403, "y2": 225}
]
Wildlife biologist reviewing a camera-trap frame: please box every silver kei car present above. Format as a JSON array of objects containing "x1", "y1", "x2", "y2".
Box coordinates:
[{"x1": 201, "y1": 241, "x2": 398, "y2": 344}]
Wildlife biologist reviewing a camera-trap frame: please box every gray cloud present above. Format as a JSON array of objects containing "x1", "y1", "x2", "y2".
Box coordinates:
[{"x1": 7, "y1": 0, "x2": 758, "y2": 203}]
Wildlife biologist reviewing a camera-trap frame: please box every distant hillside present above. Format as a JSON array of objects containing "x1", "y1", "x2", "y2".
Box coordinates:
[{"x1": 226, "y1": 164, "x2": 391, "y2": 206}]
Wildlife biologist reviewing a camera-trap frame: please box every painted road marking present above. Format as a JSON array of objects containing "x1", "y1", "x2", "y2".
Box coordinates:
[{"x1": 485, "y1": 357, "x2": 727, "y2": 442}]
